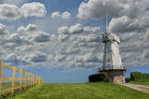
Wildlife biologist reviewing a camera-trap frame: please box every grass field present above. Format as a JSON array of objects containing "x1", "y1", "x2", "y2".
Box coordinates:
[
  {"x1": 2, "y1": 83, "x2": 12, "y2": 90},
  {"x1": 129, "y1": 81, "x2": 149, "y2": 85},
  {"x1": 2, "y1": 82, "x2": 25, "y2": 90},
  {"x1": 6, "y1": 82, "x2": 149, "y2": 99}
]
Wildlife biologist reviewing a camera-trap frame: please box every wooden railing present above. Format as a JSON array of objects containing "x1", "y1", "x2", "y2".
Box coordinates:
[{"x1": 0, "y1": 61, "x2": 43, "y2": 96}]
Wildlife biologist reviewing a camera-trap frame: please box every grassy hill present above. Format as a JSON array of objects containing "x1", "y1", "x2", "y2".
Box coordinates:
[
  {"x1": 129, "y1": 81, "x2": 149, "y2": 85},
  {"x1": 7, "y1": 83, "x2": 149, "y2": 99}
]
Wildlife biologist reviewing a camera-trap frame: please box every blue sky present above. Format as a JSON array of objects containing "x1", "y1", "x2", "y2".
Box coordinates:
[{"x1": 0, "y1": 0, "x2": 149, "y2": 83}]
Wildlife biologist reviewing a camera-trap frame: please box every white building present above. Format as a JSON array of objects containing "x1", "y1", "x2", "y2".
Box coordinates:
[{"x1": 102, "y1": 32, "x2": 126, "y2": 84}]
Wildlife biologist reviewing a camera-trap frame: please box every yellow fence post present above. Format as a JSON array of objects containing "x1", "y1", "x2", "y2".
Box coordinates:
[
  {"x1": 19, "y1": 69, "x2": 22, "y2": 90},
  {"x1": 0, "y1": 62, "x2": 3, "y2": 95},
  {"x1": 0, "y1": 61, "x2": 43, "y2": 96},
  {"x1": 11, "y1": 66, "x2": 16, "y2": 94}
]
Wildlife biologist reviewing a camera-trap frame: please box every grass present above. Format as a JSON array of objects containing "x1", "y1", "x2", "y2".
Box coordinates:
[
  {"x1": 6, "y1": 82, "x2": 149, "y2": 99},
  {"x1": 2, "y1": 82, "x2": 24, "y2": 90},
  {"x1": 129, "y1": 81, "x2": 149, "y2": 85},
  {"x1": 2, "y1": 83, "x2": 12, "y2": 90}
]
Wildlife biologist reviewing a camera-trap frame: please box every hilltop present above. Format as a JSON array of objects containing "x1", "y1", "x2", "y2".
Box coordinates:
[{"x1": 7, "y1": 83, "x2": 149, "y2": 99}]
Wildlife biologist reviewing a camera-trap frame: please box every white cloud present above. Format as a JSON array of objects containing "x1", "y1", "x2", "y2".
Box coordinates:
[
  {"x1": 0, "y1": 0, "x2": 24, "y2": 5},
  {"x1": 0, "y1": 23, "x2": 9, "y2": 35},
  {"x1": 17, "y1": 24, "x2": 37, "y2": 33},
  {"x1": 23, "y1": 51, "x2": 47, "y2": 63},
  {"x1": 78, "y1": 0, "x2": 148, "y2": 19},
  {"x1": 109, "y1": 15, "x2": 149, "y2": 33},
  {"x1": 7, "y1": 33, "x2": 24, "y2": 43},
  {"x1": 17, "y1": 24, "x2": 50, "y2": 42},
  {"x1": 32, "y1": 32, "x2": 50, "y2": 42},
  {"x1": 62, "y1": 11, "x2": 71, "y2": 19},
  {"x1": 0, "y1": 4, "x2": 21, "y2": 20},
  {"x1": 51, "y1": 11, "x2": 61, "y2": 18},
  {"x1": 78, "y1": 0, "x2": 124, "y2": 19},
  {"x1": 77, "y1": 0, "x2": 149, "y2": 68},
  {"x1": 84, "y1": 26, "x2": 100, "y2": 33},
  {"x1": 51, "y1": 11, "x2": 71, "y2": 19},
  {"x1": 57, "y1": 26, "x2": 69, "y2": 34},
  {"x1": 25, "y1": 24, "x2": 37, "y2": 31},
  {"x1": 69, "y1": 24, "x2": 83, "y2": 34},
  {"x1": 21, "y1": 2, "x2": 47, "y2": 17},
  {"x1": 109, "y1": 16, "x2": 138, "y2": 33},
  {"x1": 0, "y1": 0, "x2": 148, "y2": 70},
  {"x1": 0, "y1": 23, "x2": 149, "y2": 70},
  {"x1": 58, "y1": 24, "x2": 100, "y2": 34},
  {"x1": 0, "y1": 2, "x2": 47, "y2": 20},
  {"x1": 78, "y1": 0, "x2": 149, "y2": 34}
]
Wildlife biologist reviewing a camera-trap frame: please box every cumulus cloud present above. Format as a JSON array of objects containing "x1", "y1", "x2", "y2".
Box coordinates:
[
  {"x1": 0, "y1": 4, "x2": 21, "y2": 20},
  {"x1": 0, "y1": 2, "x2": 47, "y2": 20},
  {"x1": 77, "y1": 0, "x2": 149, "y2": 67},
  {"x1": 0, "y1": 22, "x2": 149, "y2": 70},
  {"x1": 46, "y1": 24, "x2": 103, "y2": 69},
  {"x1": 17, "y1": 24, "x2": 37, "y2": 33},
  {"x1": 78, "y1": 0, "x2": 124, "y2": 19},
  {"x1": 69, "y1": 24, "x2": 83, "y2": 34},
  {"x1": 78, "y1": 0, "x2": 148, "y2": 19},
  {"x1": 0, "y1": 23, "x2": 50, "y2": 65},
  {"x1": 0, "y1": 0, "x2": 24, "y2": 5},
  {"x1": 21, "y1": 2, "x2": 47, "y2": 17},
  {"x1": 109, "y1": 16, "x2": 141, "y2": 33},
  {"x1": 58, "y1": 24, "x2": 100, "y2": 34},
  {"x1": 6, "y1": 33, "x2": 27, "y2": 44},
  {"x1": 109, "y1": 14, "x2": 149, "y2": 33},
  {"x1": 78, "y1": 0, "x2": 149, "y2": 34},
  {"x1": 24, "y1": 51, "x2": 47, "y2": 63},
  {"x1": 0, "y1": 23, "x2": 101, "y2": 69},
  {"x1": 17, "y1": 24, "x2": 50, "y2": 42},
  {"x1": 62, "y1": 11, "x2": 71, "y2": 19},
  {"x1": 0, "y1": 0, "x2": 149, "y2": 70},
  {"x1": 0, "y1": 24, "x2": 9, "y2": 35},
  {"x1": 51, "y1": 11, "x2": 71, "y2": 19},
  {"x1": 51, "y1": 11, "x2": 61, "y2": 18}
]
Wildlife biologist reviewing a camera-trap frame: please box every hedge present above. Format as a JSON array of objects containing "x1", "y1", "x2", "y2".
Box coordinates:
[
  {"x1": 88, "y1": 72, "x2": 109, "y2": 82},
  {"x1": 130, "y1": 72, "x2": 149, "y2": 81}
]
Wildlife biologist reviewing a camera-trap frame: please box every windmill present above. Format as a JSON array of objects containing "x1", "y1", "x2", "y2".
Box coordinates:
[{"x1": 101, "y1": 16, "x2": 126, "y2": 84}]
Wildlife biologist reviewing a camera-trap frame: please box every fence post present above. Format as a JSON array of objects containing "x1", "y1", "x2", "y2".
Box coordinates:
[
  {"x1": 0, "y1": 62, "x2": 3, "y2": 95},
  {"x1": 11, "y1": 67, "x2": 16, "y2": 94},
  {"x1": 19, "y1": 69, "x2": 23, "y2": 90}
]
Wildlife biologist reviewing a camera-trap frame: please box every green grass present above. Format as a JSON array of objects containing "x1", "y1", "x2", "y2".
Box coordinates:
[
  {"x1": 2, "y1": 83, "x2": 12, "y2": 89},
  {"x1": 129, "y1": 81, "x2": 149, "y2": 85},
  {"x1": 6, "y1": 83, "x2": 149, "y2": 99},
  {"x1": 2, "y1": 82, "x2": 24, "y2": 90}
]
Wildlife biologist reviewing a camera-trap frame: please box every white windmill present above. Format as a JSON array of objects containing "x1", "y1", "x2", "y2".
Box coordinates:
[{"x1": 101, "y1": 16, "x2": 126, "y2": 84}]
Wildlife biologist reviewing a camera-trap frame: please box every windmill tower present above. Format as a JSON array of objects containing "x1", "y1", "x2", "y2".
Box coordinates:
[{"x1": 102, "y1": 16, "x2": 126, "y2": 84}]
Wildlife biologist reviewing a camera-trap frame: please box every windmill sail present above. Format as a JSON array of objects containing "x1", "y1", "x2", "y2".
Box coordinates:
[{"x1": 102, "y1": 16, "x2": 124, "y2": 70}]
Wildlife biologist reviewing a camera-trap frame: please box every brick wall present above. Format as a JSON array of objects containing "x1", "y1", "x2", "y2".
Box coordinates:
[{"x1": 107, "y1": 70, "x2": 125, "y2": 84}]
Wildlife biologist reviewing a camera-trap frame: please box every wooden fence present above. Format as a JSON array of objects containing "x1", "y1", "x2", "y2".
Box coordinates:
[{"x1": 0, "y1": 61, "x2": 43, "y2": 96}]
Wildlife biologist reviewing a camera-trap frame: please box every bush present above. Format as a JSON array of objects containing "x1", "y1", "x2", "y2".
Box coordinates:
[
  {"x1": 125, "y1": 77, "x2": 131, "y2": 83},
  {"x1": 142, "y1": 73, "x2": 149, "y2": 80},
  {"x1": 130, "y1": 72, "x2": 149, "y2": 81},
  {"x1": 130, "y1": 72, "x2": 142, "y2": 81},
  {"x1": 89, "y1": 72, "x2": 109, "y2": 82}
]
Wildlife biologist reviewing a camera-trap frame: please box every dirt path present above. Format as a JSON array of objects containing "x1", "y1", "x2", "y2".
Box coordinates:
[{"x1": 122, "y1": 83, "x2": 149, "y2": 94}]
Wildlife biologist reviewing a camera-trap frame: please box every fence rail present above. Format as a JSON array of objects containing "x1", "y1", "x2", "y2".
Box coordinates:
[{"x1": 0, "y1": 61, "x2": 43, "y2": 96}]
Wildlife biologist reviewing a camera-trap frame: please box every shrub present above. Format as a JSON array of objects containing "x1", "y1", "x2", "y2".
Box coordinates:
[
  {"x1": 130, "y1": 72, "x2": 149, "y2": 81},
  {"x1": 142, "y1": 73, "x2": 149, "y2": 80},
  {"x1": 125, "y1": 77, "x2": 131, "y2": 83},
  {"x1": 89, "y1": 72, "x2": 109, "y2": 82},
  {"x1": 130, "y1": 72, "x2": 142, "y2": 81}
]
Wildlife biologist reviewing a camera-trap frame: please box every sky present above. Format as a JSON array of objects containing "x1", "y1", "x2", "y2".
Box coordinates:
[{"x1": 0, "y1": 0, "x2": 149, "y2": 83}]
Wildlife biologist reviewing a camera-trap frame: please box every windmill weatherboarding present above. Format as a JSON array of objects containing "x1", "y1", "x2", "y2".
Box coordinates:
[{"x1": 101, "y1": 16, "x2": 126, "y2": 84}]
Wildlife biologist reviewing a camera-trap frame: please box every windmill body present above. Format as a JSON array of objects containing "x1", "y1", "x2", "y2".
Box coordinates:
[
  {"x1": 102, "y1": 32, "x2": 126, "y2": 84},
  {"x1": 103, "y1": 32, "x2": 123, "y2": 70}
]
